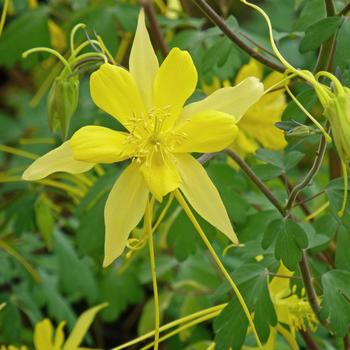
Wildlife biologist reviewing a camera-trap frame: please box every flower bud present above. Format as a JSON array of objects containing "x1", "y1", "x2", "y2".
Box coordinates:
[
  {"x1": 47, "y1": 74, "x2": 79, "y2": 140},
  {"x1": 323, "y1": 88, "x2": 350, "y2": 162}
]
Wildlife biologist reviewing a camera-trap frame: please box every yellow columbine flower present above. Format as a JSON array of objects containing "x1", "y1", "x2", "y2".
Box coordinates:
[
  {"x1": 22, "y1": 10, "x2": 264, "y2": 267},
  {"x1": 232, "y1": 59, "x2": 287, "y2": 158},
  {"x1": 243, "y1": 264, "x2": 317, "y2": 350},
  {"x1": 33, "y1": 303, "x2": 106, "y2": 350}
]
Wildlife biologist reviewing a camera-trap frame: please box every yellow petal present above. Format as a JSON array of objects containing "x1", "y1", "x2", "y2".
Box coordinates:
[
  {"x1": 22, "y1": 142, "x2": 94, "y2": 181},
  {"x1": 63, "y1": 303, "x2": 107, "y2": 350},
  {"x1": 70, "y1": 126, "x2": 130, "y2": 164},
  {"x1": 103, "y1": 163, "x2": 149, "y2": 267},
  {"x1": 129, "y1": 10, "x2": 159, "y2": 110},
  {"x1": 175, "y1": 154, "x2": 238, "y2": 244},
  {"x1": 172, "y1": 110, "x2": 238, "y2": 153},
  {"x1": 269, "y1": 263, "x2": 293, "y2": 298},
  {"x1": 230, "y1": 129, "x2": 258, "y2": 160},
  {"x1": 34, "y1": 319, "x2": 54, "y2": 350},
  {"x1": 181, "y1": 77, "x2": 264, "y2": 122},
  {"x1": 153, "y1": 48, "x2": 197, "y2": 129},
  {"x1": 237, "y1": 93, "x2": 287, "y2": 151},
  {"x1": 90, "y1": 63, "x2": 146, "y2": 130},
  {"x1": 140, "y1": 152, "x2": 181, "y2": 201},
  {"x1": 53, "y1": 321, "x2": 66, "y2": 350},
  {"x1": 235, "y1": 58, "x2": 263, "y2": 84}
]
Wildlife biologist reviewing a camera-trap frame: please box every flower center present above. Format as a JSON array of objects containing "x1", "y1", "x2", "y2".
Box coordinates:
[{"x1": 125, "y1": 106, "x2": 173, "y2": 165}]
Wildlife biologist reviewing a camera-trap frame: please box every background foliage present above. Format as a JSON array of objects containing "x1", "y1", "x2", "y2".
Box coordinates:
[{"x1": 1, "y1": 0, "x2": 350, "y2": 349}]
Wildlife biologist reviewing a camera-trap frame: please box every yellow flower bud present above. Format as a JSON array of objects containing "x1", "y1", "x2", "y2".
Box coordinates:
[{"x1": 47, "y1": 74, "x2": 79, "y2": 139}]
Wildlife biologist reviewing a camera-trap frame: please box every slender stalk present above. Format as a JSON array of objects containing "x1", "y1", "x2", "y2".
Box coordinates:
[
  {"x1": 339, "y1": 2, "x2": 350, "y2": 15},
  {"x1": 140, "y1": 311, "x2": 221, "y2": 350},
  {"x1": 299, "y1": 251, "x2": 329, "y2": 328},
  {"x1": 112, "y1": 304, "x2": 226, "y2": 350},
  {"x1": 300, "y1": 329, "x2": 320, "y2": 350},
  {"x1": 152, "y1": 193, "x2": 174, "y2": 232},
  {"x1": 224, "y1": 148, "x2": 285, "y2": 216},
  {"x1": 140, "y1": 0, "x2": 169, "y2": 57},
  {"x1": 190, "y1": 0, "x2": 285, "y2": 73},
  {"x1": 0, "y1": 0, "x2": 9, "y2": 37},
  {"x1": 145, "y1": 198, "x2": 160, "y2": 350},
  {"x1": 174, "y1": 190, "x2": 263, "y2": 350},
  {"x1": 285, "y1": 133, "x2": 328, "y2": 212}
]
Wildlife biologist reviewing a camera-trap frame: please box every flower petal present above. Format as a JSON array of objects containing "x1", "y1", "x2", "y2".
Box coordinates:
[
  {"x1": 153, "y1": 48, "x2": 197, "y2": 128},
  {"x1": 103, "y1": 163, "x2": 149, "y2": 267},
  {"x1": 181, "y1": 77, "x2": 264, "y2": 123},
  {"x1": 175, "y1": 153, "x2": 238, "y2": 244},
  {"x1": 53, "y1": 321, "x2": 66, "y2": 350},
  {"x1": 140, "y1": 152, "x2": 181, "y2": 201},
  {"x1": 90, "y1": 63, "x2": 146, "y2": 130},
  {"x1": 129, "y1": 10, "x2": 159, "y2": 110},
  {"x1": 235, "y1": 58, "x2": 263, "y2": 83},
  {"x1": 70, "y1": 126, "x2": 130, "y2": 164},
  {"x1": 34, "y1": 319, "x2": 54, "y2": 350},
  {"x1": 172, "y1": 110, "x2": 238, "y2": 153},
  {"x1": 63, "y1": 303, "x2": 108, "y2": 350},
  {"x1": 22, "y1": 142, "x2": 94, "y2": 181}
]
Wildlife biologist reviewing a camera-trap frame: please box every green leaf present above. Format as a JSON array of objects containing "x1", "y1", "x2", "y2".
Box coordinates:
[
  {"x1": 214, "y1": 264, "x2": 276, "y2": 349},
  {"x1": 321, "y1": 270, "x2": 350, "y2": 335},
  {"x1": 293, "y1": 0, "x2": 325, "y2": 31},
  {"x1": 300, "y1": 16, "x2": 344, "y2": 53},
  {"x1": 138, "y1": 291, "x2": 173, "y2": 335},
  {"x1": 335, "y1": 225, "x2": 350, "y2": 271},
  {"x1": 0, "y1": 7, "x2": 50, "y2": 69},
  {"x1": 263, "y1": 219, "x2": 308, "y2": 270},
  {"x1": 55, "y1": 231, "x2": 98, "y2": 303},
  {"x1": 334, "y1": 18, "x2": 350, "y2": 72},
  {"x1": 34, "y1": 195, "x2": 54, "y2": 251},
  {"x1": 325, "y1": 177, "x2": 350, "y2": 217}
]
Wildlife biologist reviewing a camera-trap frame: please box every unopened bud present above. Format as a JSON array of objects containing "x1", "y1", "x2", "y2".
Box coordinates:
[{"x1": 47, "y1": 74, "x2": 79, "y2": 140}]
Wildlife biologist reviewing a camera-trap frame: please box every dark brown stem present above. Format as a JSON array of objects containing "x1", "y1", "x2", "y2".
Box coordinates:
[
  {"x1": 190, "y1": 0, "x2": 285, "y2": 73},
  {"x1": 325, "y1": 0, "x2": 336, "y2": 16},
  {"x1": 140, "y1": 0, "x2": 169, "y2": 57},
  {"x1": 224, "y1": 148, "x2": 286, "y2": 216},
  {"x1": 339, "y1": 2, "x2": 350, "y2": 16},
  {"x1": 344, "y1": 334, "x2": 350, "y2": 350},
  {"x1": 300, "y1": 329, "x2": 320, "y2": 350},
  {"x1": 299, "y1": 251, "x2": 329, "y2": 328}
]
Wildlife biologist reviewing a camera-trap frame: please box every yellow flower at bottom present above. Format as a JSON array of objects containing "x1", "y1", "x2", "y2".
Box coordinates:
[
  {"x1": 243, "y1": 264, "x2": 317, "y2": 350},
  {"x1": 231, "y1": 59, "x2": 287, "y2": 159},
  {"x1": 22, "y1": 10, "x2": 264, "y2": 266},
  {"x1": 33, "y1": 303, "x2": 107, "y2": 350}
]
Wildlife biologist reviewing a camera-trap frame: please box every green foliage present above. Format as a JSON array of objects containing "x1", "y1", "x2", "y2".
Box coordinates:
[{"x1": 321, "y1": 270, "x2": 350, "y2": 336}]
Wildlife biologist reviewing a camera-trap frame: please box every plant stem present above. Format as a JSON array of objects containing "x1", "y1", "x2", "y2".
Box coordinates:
[
  {"x1": 224, "y1": 148, "x2": 286, "y2": 216},
  {"x1": 112, "y1": 304, "x2": 226, "y2": 350},
  {"x1": 339, "y1": 2, "x2": 350, "y2": 15},
  {"x1": 174, "y1": 189, "x2": 263, "y2": 350},
  {"x1": 145, "y1": 198, "x2": 160, "y2": 350},
  {"x1": 140, "y1": 311, "x2": 221, "y2": 350},
  {"x1": 300, "y1": 329, "x2": 320, "y2": 350},
  {"x1": 299, "y1": 251, "x2": 329, "y2": 328},
  {"x1": 285, "y1": 133, "x2": 328, "y2": 213},
  {"x1": 140, "y1": 0, "x2": 169, "y2": 57},
  {"x1": 190, "y1": 0, "x2": 285, "y2": 73}
]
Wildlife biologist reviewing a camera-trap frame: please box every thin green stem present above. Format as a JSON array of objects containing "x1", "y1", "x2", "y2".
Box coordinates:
[
  {"x1": 70, "y1": 23, "x2": 86, "y2": 55},
  {"x1": 112, "y1": 304, "x2": 226, "y2": 350},
  {"x1": 152, "y1": 193, "x2": 174, "y2": 233},
  {"x1": 146, "y1": 198, "x2": 160, "y2": 350},
  {"x1": 285, "y1": 131, "x2": 329, "y2": 212},
  {"x1": 0, "y1": 0, "x2": 9, "y2": 37},
  {"x1": 174, "y1": 189, "x2": 263, "y2": 350},
  {"x1": 22, "y1": 47, "x2": 71, "y2": 72},
  {"x1": 338, "y1": 161, "x2": 348, "y2": 217},
  {"x1": 140, "y1": 311, "x2": 221, "y2": 350},
  {"x1": 190, "y1": 0, "x2": 285, "y2": 72}
]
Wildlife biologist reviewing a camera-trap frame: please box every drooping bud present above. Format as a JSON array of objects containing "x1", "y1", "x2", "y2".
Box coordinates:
[
  {"x1": 322, "y1": 87, "x2": 350, "y2": 162},
  {"x1": 47, "y1": 73, "x2": 79, "y2": 140}
]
